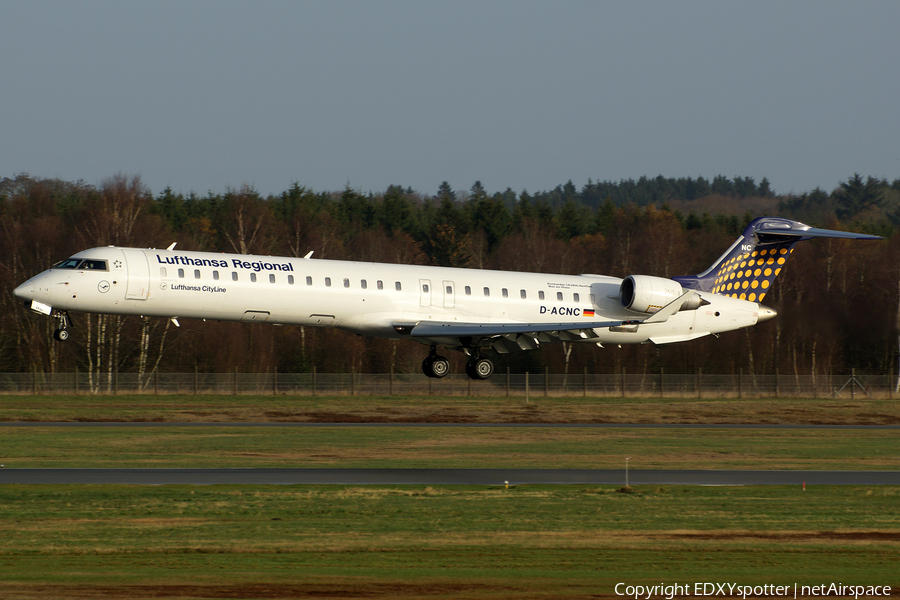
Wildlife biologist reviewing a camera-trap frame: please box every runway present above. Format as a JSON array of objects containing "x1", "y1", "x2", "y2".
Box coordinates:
[
  {"x1": 3, "y1": 422, "x2": 899, "y2": 429},
  {"x1": 2, "y1": 468, "x2": 898, "y2": 486}
]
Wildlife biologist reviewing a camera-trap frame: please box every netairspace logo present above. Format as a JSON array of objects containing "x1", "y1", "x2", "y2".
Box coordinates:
[{"x1": 614, "y1": 583, "x2": 892, "y2": 600}]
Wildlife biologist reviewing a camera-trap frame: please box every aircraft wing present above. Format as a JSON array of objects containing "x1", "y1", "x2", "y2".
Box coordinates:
[
  {"x1": 400, "y1": 319, "x2": 629, "y2": 338},
  {"x1": 397, "y1": 291, "x2": 698, "y2": 340}
]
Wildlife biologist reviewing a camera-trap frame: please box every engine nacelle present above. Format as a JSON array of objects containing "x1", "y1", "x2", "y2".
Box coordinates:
[{"x1": 619, "y1": 275, "x2": 693, "y2": 314}]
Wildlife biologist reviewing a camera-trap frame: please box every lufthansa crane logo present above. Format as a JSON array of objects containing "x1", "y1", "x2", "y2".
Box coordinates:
[{"x1": 98, "y1": 281, "x2": 110, "y2": 293}]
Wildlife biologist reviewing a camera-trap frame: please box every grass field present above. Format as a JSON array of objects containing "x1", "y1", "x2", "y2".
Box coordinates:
[
  {"x1": 1, "y1": 485, "x2": 898, "y2": 599},
  {"x1": 1, "y1": 425, "x2": 899, "y2": 470},
  {"x1": 1, "y1": 393, "x2": 899, "y2": 424},
  {"x1": 1, "y1": 395, "x2": 898, "y2": 599}
]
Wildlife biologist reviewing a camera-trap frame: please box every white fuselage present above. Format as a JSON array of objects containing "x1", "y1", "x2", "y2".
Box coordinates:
[{"x1": 15, "y1": 246, "x2": 764, "y2": 347}]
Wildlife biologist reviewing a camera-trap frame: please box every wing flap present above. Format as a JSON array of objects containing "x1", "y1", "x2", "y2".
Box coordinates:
[{"x1": 402, "y1": 319, "x2": 627, "y2": 338}]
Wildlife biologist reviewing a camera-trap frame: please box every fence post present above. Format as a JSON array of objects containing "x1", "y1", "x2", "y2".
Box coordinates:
[
  {"x1": 233, "y1": 366, "x2": 237, "y2": 396},
  {"x1": 155, "y1": 370, "x2": 159, "y2": 396},
  {"x1": 775, "y1": 368, "x2": 779, "y2": 398},
  {"x1": 273, "y1": 366, "x2": 277, "y2": 396},
  {"x1": 850, "y1": 368, "x2": 855, "y2": 400},
  {"x1": 583, "y1": 367, "x2": 587, "y2": 398},
  {"x1": 697, "y1": 367, "x2": 702, "y2": 399},
  {"x1": 115, "y1": 367, "x2": 119, "y2": 396},
  {"x1": 351, "y1": 371, "x2": 355, "y2": 396},
  {"x1": 312, "y1": 366, "x2": 317, "y2": 396},
  {"x1": 621, "y1": 367, "x2": 626, "y2": 398},
  {"x1": 660, "y1": 367, "x2": 664, "y2": 398},
  {"x1": 738, "y1": 368, "x2": 742, "y2": 400},
  {"x1": 390, "y1": 366, "x2": 394, "y2": 396},
  {"x1": 525, "y1": 371, "x2": 530, "y2": 404},
  {"x1": 194, "y1": 366, "x2": 199, "y2": 396},
  {"x1": 545, "y1": 366, "x2": 549, "y2": 397},
  {"x1": 506, "y1": 367, "x2": 510, "y2": 397},
  {"x1": 75, "y1": 365, "x2": 79, "y2": 396}
]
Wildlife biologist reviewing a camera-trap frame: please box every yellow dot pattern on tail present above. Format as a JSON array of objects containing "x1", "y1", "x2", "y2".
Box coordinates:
[{"x1": 710, "y1": 243, "x2": 794, "y2": 302}]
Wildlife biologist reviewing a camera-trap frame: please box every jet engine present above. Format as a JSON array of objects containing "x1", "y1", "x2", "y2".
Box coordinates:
[{"x1": 619, "y1": 275, "x2": 702, "y2": 314}]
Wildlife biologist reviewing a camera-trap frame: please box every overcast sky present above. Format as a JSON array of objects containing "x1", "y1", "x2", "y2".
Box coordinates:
[{"x1": 2, "y1": 1, "x2": 898, "y2": 198}]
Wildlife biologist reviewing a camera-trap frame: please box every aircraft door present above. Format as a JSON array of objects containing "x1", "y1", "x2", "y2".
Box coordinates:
[
  {"x1": 443, "y1": 280, "x2": 455, "y2": 308},
  {"x1": 122, "y1": 249, "x2": 150, "y2": 300},
  {"x1": 419, "y1": 279, "x2": 432, "y2": 307}
]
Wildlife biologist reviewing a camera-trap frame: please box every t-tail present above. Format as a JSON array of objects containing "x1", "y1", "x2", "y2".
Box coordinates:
[{"x1": 672, "y1": 217, "x2": 882, "y2": 302}]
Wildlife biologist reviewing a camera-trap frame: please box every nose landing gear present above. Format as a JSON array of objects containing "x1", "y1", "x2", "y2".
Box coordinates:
[{"x1": 53, "y1": 311, "x2": 71, "y2": 342}]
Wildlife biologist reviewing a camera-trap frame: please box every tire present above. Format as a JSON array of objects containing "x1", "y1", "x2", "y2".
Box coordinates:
[
  {"x1": 54, "y1": 328, "x2": 69, "y2": 342},
  {"x1": 466, "y1": 357, "x2": 493, "y2": 380},
  {"x1": 422, "y1": 356, "x2": 436, "y2": 378},
  {"x1": 430, "y1": 356, "x2": 450, "y2": 378},
  {"x1": 423, "y1": 355, "x2": 451, "y2": 378}
]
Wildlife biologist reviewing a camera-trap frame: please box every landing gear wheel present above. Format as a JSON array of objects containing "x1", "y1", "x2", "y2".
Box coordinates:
[
  {"x1": 422, "y1": 354, "x2": 450, "y2": 378},
  {"x1": 465, "y1": 357, "x2": 494, "y2": 380},
  {"x1": 53, "y1": 311, "x2": 71, "y2": 342}
]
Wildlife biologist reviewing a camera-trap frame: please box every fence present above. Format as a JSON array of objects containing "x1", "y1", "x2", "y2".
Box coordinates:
[{"x1": 0, "y1": 369, "x2": 893, "y2": 399}]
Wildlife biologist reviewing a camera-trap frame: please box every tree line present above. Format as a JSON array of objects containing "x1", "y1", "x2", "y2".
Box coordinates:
[{"x1": 1, "y1": 172, "x2": 898, "y2": 387}]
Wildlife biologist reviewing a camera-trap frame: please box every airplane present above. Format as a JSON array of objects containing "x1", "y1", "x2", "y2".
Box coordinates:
[{"x1": 13, "y1": 216, "x2": 881, "y2": 379}]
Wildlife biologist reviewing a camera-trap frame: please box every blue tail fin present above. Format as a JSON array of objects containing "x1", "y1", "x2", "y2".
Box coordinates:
[{"x1": 672, "y1": 217, "x2": 882, "y2": 302}]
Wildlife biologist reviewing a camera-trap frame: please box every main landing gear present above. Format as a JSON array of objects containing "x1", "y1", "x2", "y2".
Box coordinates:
[
  {"x1": 465, "y1": 355, "x2": 494, "y2": 380},
  {"x1": 422, "y1": 346, "x2": 495, "y2": 380},
  {"x1": 53, "y1": 311, "x2": 71, "y2": 342},
  {"x1": 422, "y1": 348, "x2": 450, "y2": 379}
]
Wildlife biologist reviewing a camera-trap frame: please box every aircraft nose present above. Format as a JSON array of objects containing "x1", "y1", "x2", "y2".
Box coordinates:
[
  {"x1": 757, "y1": 304, "x2": 778, "y2": 323},
  {"x1": 14, "y1": 280, "x2": 34, "y2": 304}
]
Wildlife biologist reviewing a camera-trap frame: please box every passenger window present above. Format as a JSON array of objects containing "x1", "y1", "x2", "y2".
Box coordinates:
[
  {"x1": 502, "y1": 288, "x2": 508, "y2": 298},
  {"x1": 557, "y1": 292, "x2": 563, "y2": 301},
  {"x1": 574, "y1": 293, "x2": 580, "y2": 302},
  {"x1": 377, "y1": 280, "x2": 383, "y2": 290},
  {"x1": 465, "y1": 286, "x2": 471, "y2": 295},
  {"x1": 232, "y1": 272, "x2": 238, "y2": 281},
  {"x1": 539, "y1": 291, "x2": 545, "y2": 300},
  {"x1": 306, "y1": 276, "x2": 313, "y2": 286},
  {"x1": 325, "y1": 277, "x2": 332, "y2": 287},
  {"x1": 269, "y1": 274, "x2": 276, "y2": 284},
  {"x1": 446, "y1": 285, "x2": 452, "y2": 294},
  {"x1": 250, "y1": 273, "x2": 257, "y2": 283},
  {"x1": 520, "y1": 289, "x2": 526, "y2": 299},
  {"x1": 361, "y1": 280, "x2": 367, "y2": 289},
  {"x1": 344, "y1": 278, "x2": 350, "y2": 288},
  {"x1": 178, "y1": 268, "x2": 185, "y2": 278},
  {"x1": 395, "y1": 281, "x2": 402, "y2": 291},
  {"x1": 422, "y1": 283, "x2": 429, "y2": 293},
  {"x1": 194, "y1": 269, "x2": 201, "y2": 279},
  {"x1": 213, "y1": 271, "x2": 219, "y2": 281},
  {"x1": 484, "y1": 287, "x2": 490, "y2": 297},
  {"x1": 160, "y1": 267, "x2": 167, "y2": 277},
  {"x1": 288, "y1": 275, "x2": 294, "y2": 285}
]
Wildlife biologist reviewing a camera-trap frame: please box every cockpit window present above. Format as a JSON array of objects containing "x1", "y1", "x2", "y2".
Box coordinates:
[
  {"x1": 52, "y1": 259, "x2": 82, "y2": 269},
  {"x1": 52, "y1": 258, "x2": 109, "y2": 271}
]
